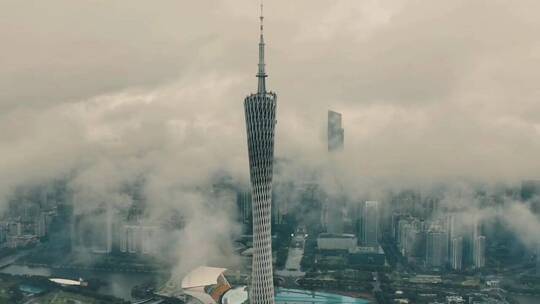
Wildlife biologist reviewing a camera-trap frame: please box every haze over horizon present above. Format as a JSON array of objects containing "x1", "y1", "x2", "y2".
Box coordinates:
[
  {"x1": 2, "y1": 0, "x2": 540, "y2": 194},
  {"x1": 2, "y1": 3, "x2": 540, "y2": 297}
]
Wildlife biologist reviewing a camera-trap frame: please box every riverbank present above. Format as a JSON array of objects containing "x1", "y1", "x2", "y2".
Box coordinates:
[
  {"x1": 0, "y1": 264, "x2": 162, "y2": 301},
  {"x1": 12, "y1": 262, "x2": 167, "y2": 274}
]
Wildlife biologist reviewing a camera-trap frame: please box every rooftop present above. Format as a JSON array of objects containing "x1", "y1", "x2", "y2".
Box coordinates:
[{"x1": 318, "y1": 233, "x2": 356, "y2": 239}]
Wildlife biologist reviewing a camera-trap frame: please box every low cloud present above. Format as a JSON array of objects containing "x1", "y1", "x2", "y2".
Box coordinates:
[{"x1": 2, "y1": 0, "x2": 540, "y2": 273}]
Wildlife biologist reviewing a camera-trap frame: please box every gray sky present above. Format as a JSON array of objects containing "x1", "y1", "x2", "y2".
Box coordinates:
[{"x1": 2, "y1": 0, "x2": 540, "y2": 198}]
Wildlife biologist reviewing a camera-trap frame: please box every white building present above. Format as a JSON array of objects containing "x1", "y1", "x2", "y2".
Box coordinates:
[{"x1": 181, "y1": 266, "x2": 231, "y2": 304}]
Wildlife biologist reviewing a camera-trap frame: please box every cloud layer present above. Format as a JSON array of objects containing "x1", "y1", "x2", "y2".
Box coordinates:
[{"x1": 2, "y1": 0, "x2": 540, "y2": 271}]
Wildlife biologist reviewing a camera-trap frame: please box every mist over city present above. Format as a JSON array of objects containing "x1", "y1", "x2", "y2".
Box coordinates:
[{"x1": 1, "y1": 1, "x2": 540, "y2": 304}]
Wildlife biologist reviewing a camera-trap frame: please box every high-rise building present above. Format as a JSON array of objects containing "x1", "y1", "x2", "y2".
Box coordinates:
[
  {"x1": 521, "y1": 180, "x2": 540, "y2": 216},
  {"x1": 446, "y1": 214, "x2": 456, "y2": 258},
  {"x1": 426, "y1": 228, "x2": 448, "y2": 268},
  {"x1": 237, "y1": 191, "x2": 252, "y2": 231},
  {"x1": 119, "y1": 225, "x2": 127, "y2": 253},
  {"x1": 272, "y1": 191, "x2": 285, "y2": 226},
  {"x1": 326, "y1": 202, "x2": 346, "y2": 234},
  {"x1": 243, "y1": 4, "x2": 276, "y2": 304},
  {"x1": 396, "y1": 218, "x2": 409, "y2": 246},
  {"x1": 352, "y1": 201, "x2": 364, "y2": 245},
  {"x1": 127, "y1": 225, "x2": 139, "y2": 253},
  {"x1": 15, "y1": 222, "x2": 22, "y2": 236},
  {"x1": 396, "y1": 217, "x2": 426, "y2": 260},
  {"x1": 451, "y1": 237, "x2": 463, "y2": 271},
  {"x1": 72, "y1": 207, "x2": 112, "y2": 254},
  {"x1": 119, "y1": 224, "x2": 159, "y2": 255},
  {"x1": 363, "y1": 201, "x2": 379, "y2": 247},
  {"x1": 141, "y1": 226, "x2": 158, "y2": 255},
  {"x1": 398, "y1": 222, "x2": 412, "y2": 256},
  {"x1": 521, "y1": 180, "x2": 540, "y2": 201},
  {"x1": 399, "y1": 224, "x2": 422, "y2": 259},
  {"x1": 536, "y1": 243, "x2": 540, "y2": 276},
  {"x1": 34, "y1": 212, "x2": 48, "y2": 238},
  {"x1": 474, "y1": 235, "x2": 486, "y2": 269},
  {"x1": 328, "y1": 110, "x2": 344, "y2": 151}
]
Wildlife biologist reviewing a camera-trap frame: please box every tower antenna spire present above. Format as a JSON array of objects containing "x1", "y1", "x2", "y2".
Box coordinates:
[
  {"x1": 260, "y1": 1, "x2": 264, "y2": 34},
  {"x1": 257, "y1": 0, "x2": 267, "y2": 94}
]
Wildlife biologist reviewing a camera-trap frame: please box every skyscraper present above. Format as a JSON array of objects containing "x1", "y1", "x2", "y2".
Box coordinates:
[
  {"x1": 451, "y1": 237, "x2": 463, "y2": 271},
  {"x1": 363, "y1": 201, "x2": 379, "y2": 247},
  {"x1": 474, "y1": 235, "x2": 486, "y2": 269},
  {"x1": 244, "y1": 3, "x2": 276, "y2": 304},
  {"x1": 426, "y1": 228, "x2": 448, "y2": 268},
  {"x1": 446, "y1": 214, "x2": 456, "y2": 258},
  {"x1": 536, "y1": 243, "x2": 540, "y2": 276},
  {"x1": 328, "y1": 110, "x2": 344, "y2": 151},
  {"x1": 237, "y1": 190, "x2": 252, "y2": 232}
]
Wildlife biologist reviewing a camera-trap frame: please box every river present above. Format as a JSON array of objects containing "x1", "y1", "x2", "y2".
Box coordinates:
[{"x1": 0, "y1": 264, "x2": 161, "y2": 301}]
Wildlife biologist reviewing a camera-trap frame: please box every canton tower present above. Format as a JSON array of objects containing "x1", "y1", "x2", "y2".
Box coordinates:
[{"x1": 244, "y1": 3, "x2": 276, "y2": 304}]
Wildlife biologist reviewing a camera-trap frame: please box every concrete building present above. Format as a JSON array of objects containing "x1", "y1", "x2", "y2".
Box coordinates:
[
  {"x1": 34, "y1": 211, "x2": 50, "y2": 238},
  {"x1": 141, "y1": 226, "x2": 158, "y2": 254},
  {"x1": 536, "y1": 243, "x2": 540, "y2": 276},
  {"x1": 401, "y1": 224, "x2": 423, "y2": 259},
  {"x1": 0, "y1": 225, "x2": 6, "y2": 244},
  {"x1": 348, "y1": 246, "x2": 386, "y2": 266},
  {"x1": 328, "y1": 110, "x2": 344, "y2": 152},
  {"x1": 451, "y1": 237, "x2": 463, "y2": 271},
  {"x1": 120, "y1": 225, "x2": 134, "y2": 254},
  {"x1": 398, "y1": 222, "x2": 413, "y2": 256},
  {"x1": 236, "y1": 191, "x2": 252, "y2": 231},
  {"x1": 6, "y1": 235, "x2": 38, "y2": 249},
  {"x1": 397, "y1": 218, "x2": 410, "y2": 246},
  {"x1": 363, "y1": 201, "x2": 379, "y2": 247},
  {"x1": 120, "y1": 224, "x2": 159, "y2": 255},
  {"x1": 446, "y1": 214, "x2": 456, "y2": 258},
  {"x1": 72, "y1": 207, "x2": 112, "y2": 254},
  {"x1": 317, "y1": 233, "x2": 357, "y2": 251},
  {"x1": 426, "y1": 228, "x2": 448, "y2": 268},
  {"x1": 271, "y1": 192, "x2": 285, "y2": 227},
  {"x1": 521, "y1": 180, "x2": 540, "y2": 201},
  {"x1": 352, "y1": 201, "x2": 364, "y2": 245},
  {"x1": 243, "y1": 5, "x2": 276, "y2": 304},
  {"x1": 474, "y1": 235, "x2": 486, "y2": 269}
]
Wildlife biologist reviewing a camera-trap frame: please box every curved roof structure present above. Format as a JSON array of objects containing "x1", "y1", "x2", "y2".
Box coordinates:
[
  {"x1": 181, "y1": 266, "x2": 228, "y2": 289},
  {"x1": 222, "y1": 286, "x2": 249, "y2": 304}
]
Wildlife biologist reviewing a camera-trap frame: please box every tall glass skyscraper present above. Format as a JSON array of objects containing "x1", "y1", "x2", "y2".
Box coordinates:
[
  {"x1": 328, "y1": 110, "x2": 344, "y2": 152},
  {"x1": 244, "y1": 3, "x2": 276, "y2": 304}
]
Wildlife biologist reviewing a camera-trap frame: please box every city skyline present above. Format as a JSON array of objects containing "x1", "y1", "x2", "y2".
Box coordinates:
[{"x1": 1, "y1": 2, "x2": 540, "y2": 303}]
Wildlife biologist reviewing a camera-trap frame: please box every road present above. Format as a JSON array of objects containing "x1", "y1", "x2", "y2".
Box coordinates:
[
  {"x1": 372, "y1": 272, "x2": 381, "y2": 293},
  {"x1": 276, "y1": 230, "x2": 306, "y2": 285}
]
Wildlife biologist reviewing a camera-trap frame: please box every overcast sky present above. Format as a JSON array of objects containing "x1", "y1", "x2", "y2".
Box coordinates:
[{"x1": 2, "y1": 0, "x2": 540, "y2": 200}]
